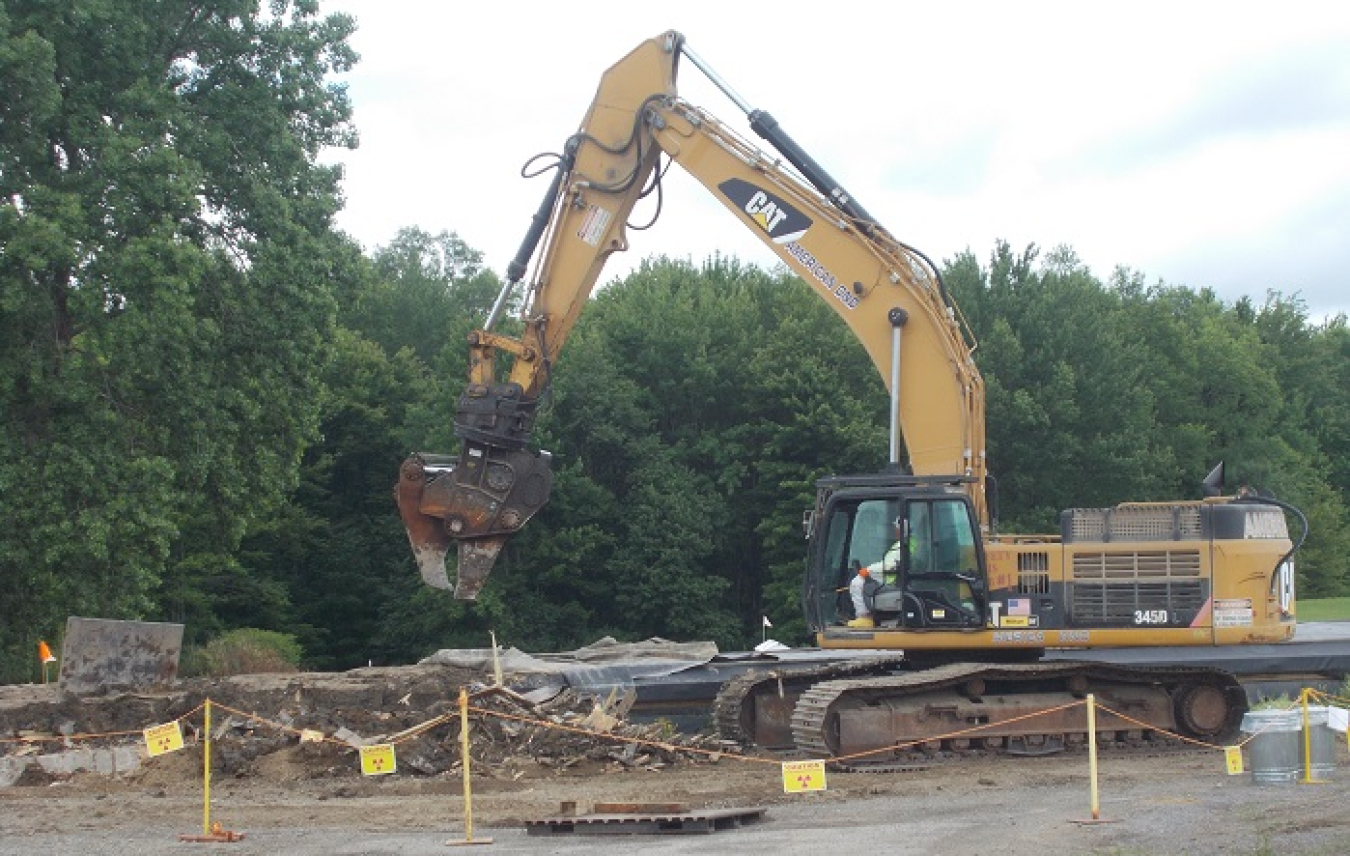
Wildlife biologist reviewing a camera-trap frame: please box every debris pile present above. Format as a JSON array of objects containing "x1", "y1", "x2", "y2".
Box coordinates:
[
  {"x1": 463, "y1": 686, "x2": 727, "y2": 774},
  {"x1": 1, "y1": 647, "x2": 732, "y2": 787}
]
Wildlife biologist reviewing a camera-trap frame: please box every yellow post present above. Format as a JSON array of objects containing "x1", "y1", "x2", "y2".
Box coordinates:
[
  {"x1": 1300, "y1": 687, "x2": 1315, "y2": 784},
  {"x1": 445, "y1": 687, "x2": 492, "y2": 846},
  {"x1": 203, "y1": 700, "x2": 212, "y2": 835},
  {"x1": 1087, "y1": 693, "x2": 1100, "y2": 821},
  {"x1": 461, "y1": 688, "x2": 473, "y2": 839}
]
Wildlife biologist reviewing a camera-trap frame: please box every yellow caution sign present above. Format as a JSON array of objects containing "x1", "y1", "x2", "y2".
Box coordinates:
[
  {"x1": 359, "y1": 744, "x2": 397, "y2": 776},
  {"x1": 1224, "y1": 746, "x2": 1244, "y2": 776},
  {"x1": 781, "y1": 759, "x2": 827, "y2": 793},
  {"x1": 144, "y1": 721, "x2": 185, "y2": 757}
]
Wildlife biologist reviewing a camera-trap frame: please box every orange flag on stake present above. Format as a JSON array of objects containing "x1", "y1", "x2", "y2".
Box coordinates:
[{"x1": 38, "y1": 641, "x2": 55, "y2": 664}]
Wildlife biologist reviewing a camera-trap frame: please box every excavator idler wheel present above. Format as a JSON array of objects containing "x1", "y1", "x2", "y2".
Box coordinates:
[
  {"x1": 959, "y1": 678, "x2": 986, "y2": 700},
  {"x1": 1175, "y1": 683, "x2": 1232, "y2": 737}
]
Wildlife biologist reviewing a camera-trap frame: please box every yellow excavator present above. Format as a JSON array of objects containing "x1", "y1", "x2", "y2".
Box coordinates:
[{"x1": 396, "y1": 31, "x2": 1306, "y2": 758}]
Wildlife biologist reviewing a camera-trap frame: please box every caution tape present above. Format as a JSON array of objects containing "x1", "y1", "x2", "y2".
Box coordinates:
[
  {"x1": 466, "y1": 704, "x2": 782, "y2": 767},
  {"x1": 5, "y1": 684, "x2": 1343, "y2": 777},
  {"x1": 0, "y1": 702, "x2": 206, "y2": 746}
]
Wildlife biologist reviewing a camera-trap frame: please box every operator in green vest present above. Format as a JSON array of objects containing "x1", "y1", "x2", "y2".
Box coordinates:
[{"x1": 848, "y1": 509, "x2": 928, "y2": 628}]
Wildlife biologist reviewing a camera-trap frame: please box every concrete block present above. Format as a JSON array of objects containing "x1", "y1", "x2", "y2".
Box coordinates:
[
  {"x1": 93, "y1": 748, "x2": 115, "y2": 775},
  {"x1": 113, "y1": 744, "x2": 141, "y2": 774},
  {"x1": 36, "y1": 747, "x2": 93, "y2": 776},
  {"x1": 0, "y1": 756, "x2": 29, "y2": 787},
  {"x1": 58, "y1": 616, "x2": 184, "y2": 694}
]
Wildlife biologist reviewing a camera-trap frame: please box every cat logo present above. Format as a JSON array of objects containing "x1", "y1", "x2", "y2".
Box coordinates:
[{"x1": 719, "y1": 178, "x2": 811, "y2": 244}]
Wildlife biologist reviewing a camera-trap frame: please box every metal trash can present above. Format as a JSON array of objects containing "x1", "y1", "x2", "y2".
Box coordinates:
[
  {"x1": 1241, "y1": 709, "x2": 1301, "y2": 785},
  {"x1": 1301, "y1": 706, "x2": 1336, "y2": 781}
]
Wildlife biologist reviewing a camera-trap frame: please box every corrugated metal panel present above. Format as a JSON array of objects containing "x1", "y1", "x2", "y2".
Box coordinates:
[
  {"x1": 1067, "y1": 506, "x2": 1203, "y2": 542},
  {"x1": 1069, "y1": 549, "x2": 1205, "y2": 625}
]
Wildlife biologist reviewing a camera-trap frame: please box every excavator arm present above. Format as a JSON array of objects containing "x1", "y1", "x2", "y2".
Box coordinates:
[{"x1": 396, "y1": 31, "x2": 986, "y2": 598}]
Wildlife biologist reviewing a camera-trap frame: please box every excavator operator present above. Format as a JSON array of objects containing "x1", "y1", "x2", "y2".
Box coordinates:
[{"x1": 848, "y1": 507, "x2": 929, "y2": 628}]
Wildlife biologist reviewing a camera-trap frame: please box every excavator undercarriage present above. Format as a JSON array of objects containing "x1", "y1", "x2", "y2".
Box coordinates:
[{"x1": 716, "y1": 660, "x2": 1246, "y2": 764}]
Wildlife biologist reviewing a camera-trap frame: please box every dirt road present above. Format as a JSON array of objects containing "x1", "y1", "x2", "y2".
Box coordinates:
[
  {"x1": 4, "y1": 744, "x2": 1350, "y2": 855},
  {"x1": 6, "y1": 654, "x2": 1350, "y2": 854}
]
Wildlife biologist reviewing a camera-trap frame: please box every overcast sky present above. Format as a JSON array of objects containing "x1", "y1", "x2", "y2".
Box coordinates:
[{"x1": 320, "y1": 1, "x2": 1350, "y2": 322}]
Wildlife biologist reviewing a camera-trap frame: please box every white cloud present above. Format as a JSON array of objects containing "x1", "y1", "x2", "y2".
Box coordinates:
[{"x1": 321, "y1": 0, "x2": 1350, "y2": 321}]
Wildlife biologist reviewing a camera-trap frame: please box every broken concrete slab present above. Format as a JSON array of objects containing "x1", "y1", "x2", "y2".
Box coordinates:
[
  {"x1": 1, "y1": 744, "x2": 143, "y2": 786},
  {"x1": 58, "y1": 617, "x2": 184, "y2": 694}
]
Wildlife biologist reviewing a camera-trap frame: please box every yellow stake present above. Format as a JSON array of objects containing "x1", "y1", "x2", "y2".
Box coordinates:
[
  {"x1": 203, "y1": 699, "x2": 212, "y2": 835},
  {"x1": 1299, "y1": 687, "x2": 1321, "y2": 784},
  {"x1": 445, "y1": 687, "x2": 491, "y2": 845},
  {"x1": 1087, "y1": 693, "x2": 1100, "y2": 821},
  {"x1": 461, "y1": 688, "x2": 473, "y2": 840}
]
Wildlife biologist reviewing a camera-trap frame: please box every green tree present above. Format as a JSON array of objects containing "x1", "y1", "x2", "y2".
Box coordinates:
[
  {"x1": 493, "y1": 258, "x2": 888, "y2": 650},
  {"x1": 946, "y1": 243, "x2": 1166, "y2": 530},
  {"x1": 238, "y1": 224, "x2": 510, "y2": 668},
  {"x1": 355, "y1": 227, "x2": 497, "y2": 364},
  {"x1": 0, "y1": 0, "x2": 359, "y2": 679},
  {"x1": 949, "y1": 244, "x2": 1348, "y2": 597}
]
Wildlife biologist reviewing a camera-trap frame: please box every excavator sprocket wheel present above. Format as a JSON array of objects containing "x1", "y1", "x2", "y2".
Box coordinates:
[{"x1": 1175, "y1": 682, "x2": 1234, "y2": 737}]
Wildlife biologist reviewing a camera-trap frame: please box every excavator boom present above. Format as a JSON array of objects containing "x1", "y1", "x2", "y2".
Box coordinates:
[
  {"x1": 392, "y1": 30, "x2": 1306, "y2": 766},
  {"x1": 398, "y1": 30, "x2": 985, "y2": 597}
]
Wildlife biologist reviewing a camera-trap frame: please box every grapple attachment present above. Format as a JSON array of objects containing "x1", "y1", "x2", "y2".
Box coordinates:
[
  {"x1": 395, "y1": 382, "x2": 554, "y2": 599},
  {"x1": 396, "y1": 446, "x2": 554, "y2": 598}
]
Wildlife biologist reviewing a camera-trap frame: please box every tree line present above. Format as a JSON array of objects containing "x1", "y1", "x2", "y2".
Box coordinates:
[{"x1": 2, "y1": 2, "x2": 1347, "y2": 681}]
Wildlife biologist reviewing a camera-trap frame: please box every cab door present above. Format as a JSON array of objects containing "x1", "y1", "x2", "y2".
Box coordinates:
[{"x1": 899, "y1": 497, "x2": 987, "y2": 627}]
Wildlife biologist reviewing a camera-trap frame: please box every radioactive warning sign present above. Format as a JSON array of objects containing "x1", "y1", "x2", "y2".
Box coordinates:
[
  {"x1": 1225, "y1": 746, "x2": 1244, "y2": 776},
  {"x1": 144, "y1": 721, "x2": 185, "y2": 757},
  {"x1": 781, "y1": 759, "x2": 827, "y2": 793},
  {"x1": 359, "y1": 744, "x2": 397, "y2": 776}
]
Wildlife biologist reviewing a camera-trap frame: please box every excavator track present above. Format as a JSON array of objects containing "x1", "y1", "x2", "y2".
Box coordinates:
[
  {"x1": 789, "y1": 661, "x2": 1246, "y2": 763},
  {"x1": 713, "y1": 657, "x2": 908, "y2": 748}
]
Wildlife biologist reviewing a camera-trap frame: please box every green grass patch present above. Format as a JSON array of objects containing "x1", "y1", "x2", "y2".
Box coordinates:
[{"x1": 1297, "y1": 597, "x2": 1350, "y2": 622}]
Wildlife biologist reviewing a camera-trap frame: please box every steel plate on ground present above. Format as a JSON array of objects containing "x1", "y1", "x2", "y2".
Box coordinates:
[{"x1": 525, "y1": 805, "x2": 768, "y2": 836}]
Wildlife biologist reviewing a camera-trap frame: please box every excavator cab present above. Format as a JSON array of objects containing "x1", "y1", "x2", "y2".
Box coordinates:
[{"x1": 804, "y1": 475, "x2": 988, "y2": 631}]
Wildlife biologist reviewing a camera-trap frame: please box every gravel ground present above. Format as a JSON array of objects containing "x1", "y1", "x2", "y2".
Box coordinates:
[{"x1": 4, "y1": 744, "x2": 1350, "y2": 855}]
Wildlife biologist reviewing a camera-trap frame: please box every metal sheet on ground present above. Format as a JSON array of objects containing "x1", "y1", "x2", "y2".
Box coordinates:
[{"x1": 526, "y1": 806, "x2": 768, "y2": 836}]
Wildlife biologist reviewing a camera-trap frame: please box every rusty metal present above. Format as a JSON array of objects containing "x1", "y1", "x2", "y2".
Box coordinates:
[
  {"x1": 738, "y1": 687, "x2": 799, "y2": 750},
  {"x1": 1175, "y1": 682, "x2": 1231, "y2": 734},
  {"x1": 526, "y1": 805, "x2": 768, "y2": 836},
  {"x1": 395, "y1": 449, "x2": 553, "y2": 599},
  {"x1": 454, "y1": 537, "x2": 509, "y2": 601},
  {"x1": 396, "y1": 456, "x2": 453, "y2": 590}
]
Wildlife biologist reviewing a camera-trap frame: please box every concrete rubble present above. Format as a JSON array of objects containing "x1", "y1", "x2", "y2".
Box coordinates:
[{"x1": 0, "y1": 638, "x2": 732, "y2": 788}]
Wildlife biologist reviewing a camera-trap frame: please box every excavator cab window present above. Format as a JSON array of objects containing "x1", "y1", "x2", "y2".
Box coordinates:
[
  {"x1": 903, "y1": 498, "x2": 985, "y2": 625},
  {"x1": 810, "y1": 499, "x2": 897, "y2": 626},
  {"x1": 807, "y1": 493, "x2": 985, "y2": 629},
  {"x1": 907, "y1": 500, "x2": 980, "y2": 575}
]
